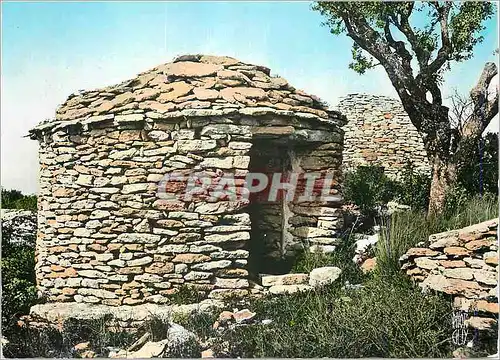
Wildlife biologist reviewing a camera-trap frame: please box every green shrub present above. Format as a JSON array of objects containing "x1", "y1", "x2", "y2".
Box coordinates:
[
  {"x1": 215, "y1": 275, "x2": 453, "y2": 358},
  {"x1": 139, "y1": 315, "x2": 171, "y2": 342},
  {"x1": 456, "y1": 132, "x2": 498, "y2": 196},
  {"x1": 441, "y1": 191, "x2": 498, "y2": 230},
  {"x1": 1, "y1": 227, "x2": 37, "y2": 339},
  {"x1": 343, "y1": 163, "x2": 432, "y2": 215},
  {"x1": 375, "y1": 211, "x2": 429, "y2": 276},
  {"x1": 343, "y1": 166, "x2": 399, "y2": 216},
  {"x1": 396, "y1": 161, "x2": 431, "y2": 211}
]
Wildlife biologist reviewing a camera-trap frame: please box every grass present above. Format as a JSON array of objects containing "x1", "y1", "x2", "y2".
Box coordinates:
[
  {"x1": 291, "y1": 223, "x2": 366, "y2": 285},
  {"x1": 2, "y1": 317, "x2": 135, "y2": 358},
  {"x1": 375, "y1": 193, "x2": 499, "y2": 277},
  {"x1": 213, "y1": 275, "x2": 454, "y2": 358}
]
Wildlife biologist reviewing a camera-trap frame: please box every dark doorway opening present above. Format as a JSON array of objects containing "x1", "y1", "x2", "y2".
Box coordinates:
[{"x1": 246, "y1": 138, "x2": 296, "y2": 278}]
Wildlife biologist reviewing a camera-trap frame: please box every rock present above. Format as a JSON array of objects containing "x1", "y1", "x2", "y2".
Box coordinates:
[
  {"x1": 353, "y1": 234, "x2": 378, "y2": 263},
  {"x1": 162, "y1": 322, "x2": 198, "y2": 357},
  {"x1": 414, "y1": 257, "x2": 439, "y2": 270},
  {"x1": 131, "y1": 340, "x2": 168, "y2": 358},
  {"x1": 420, "y1": 274, "x2": 484, "y2": 298},
  {"x1": 465, "y1": 316, "x2": 497, "y2": 331},
  {"x1": 201, "y1": 349, "x2": 214, "y2": 358},
  {"x1": 443, "y1": 268, "x2": 475, "y2": 280},
  {"x1": 233, "y1": 309, "x2": 256, "y2": 323},
  {"x1": 406, "y1": 248, "x2": 440, "y2": 257},
  {"x1": 164, "y1": 61, "x2": 222, "y2": 78},
  {"x1": 81, "y1": 350, "x2": 96, "y2": 358},
  {"x1": 308, "y1": 266, "x2": 342, "y2": 287},
  {"x1": 476, "y1": 300, "x2": 499, "y2": 314},
  {"x1": 74, "y1": 341, "x2": 90, "y2": 351},
  {"x1": 360, "y1": 258, "x2": 377, "y2": 273},
  {"x1": 261, "y1": 273, "x2": 309, "y2": 287},
  {"x1": 268, "y1": 284, "x2": 312, "y2": 295},
  {"x1": 444, "y1": 247, "x2": 470, "y2": 256}
]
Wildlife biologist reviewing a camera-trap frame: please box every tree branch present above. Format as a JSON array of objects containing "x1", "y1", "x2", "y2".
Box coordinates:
[
  {"x1": 426, "y1": 2, "x2": 452, "y2": 75},
  {"x1": 470, "y1": 62, "x2": 499, "y2": 130}
]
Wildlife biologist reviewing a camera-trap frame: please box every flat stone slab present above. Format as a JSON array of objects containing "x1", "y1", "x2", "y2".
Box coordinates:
[
  {"x1": 30, "y1": 299, "x2": 224, "y2": 324},
  {"x1": 260, "y1": 273, "x2": 309, "y2": 287}
]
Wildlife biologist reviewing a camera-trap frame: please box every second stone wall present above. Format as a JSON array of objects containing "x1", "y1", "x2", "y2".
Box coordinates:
[{"x1": 337, "y1": 93, "x2": 430, "y2": 179}]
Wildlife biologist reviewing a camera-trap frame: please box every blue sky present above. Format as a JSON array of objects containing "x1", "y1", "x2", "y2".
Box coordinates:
[{"x1": 1, "y1": 1, "x2": 498, "y2": 194}]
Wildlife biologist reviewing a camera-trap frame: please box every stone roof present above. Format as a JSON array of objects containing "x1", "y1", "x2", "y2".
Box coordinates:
[{"x1": 30, "y1": 54, "x2": 345, "y2": 136}]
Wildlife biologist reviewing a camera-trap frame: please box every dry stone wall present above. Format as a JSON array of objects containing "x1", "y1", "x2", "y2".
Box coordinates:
[
  {"x1": 401, "y1": 219, "x2": 498, "y2": 333},
  {"x1": 338, "y1": 93, "x2": 430, "y2": 178},
  {"x1": 29, "y1": 54, "x2": 346, "y2": 306}
]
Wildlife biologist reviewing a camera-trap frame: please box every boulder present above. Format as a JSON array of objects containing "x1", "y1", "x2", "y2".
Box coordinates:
[{"x1": 308, "y1": 266, "x2": 342, "y2": 287}]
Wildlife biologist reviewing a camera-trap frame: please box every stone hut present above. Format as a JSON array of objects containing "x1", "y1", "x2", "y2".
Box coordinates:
[
  {"x1": 28, "y1": 54, "x2": 346, "y2": 306},
  {"x1": 338, "y1": 93, "x2": 430, "y2": 178}
]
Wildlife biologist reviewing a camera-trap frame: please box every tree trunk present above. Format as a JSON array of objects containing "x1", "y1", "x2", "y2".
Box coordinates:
[{"x1": 428, "y1": 155, "x2": 457, "y2": 214}]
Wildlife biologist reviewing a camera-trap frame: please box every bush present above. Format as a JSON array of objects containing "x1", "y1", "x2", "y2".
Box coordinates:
[
  {"x1": 1, "y1": 226, "x2": 37, "y2": 339},
  {"x1": 343, "y1": 166, "x2": 400, "y2": 216},
  {"x1": 456, "y1": 132, "x2": 498, "y2": 196},
  {"x1": 441, "y1": 191, "x2": 498, "y2": 230},
  {"x1": 215, "y1": 275, "x2": 453, "y2": 358},
  {"x1": 396, "y1": 161, "x2": 431, "y2": 211},
  {"x1": 343, "y1": 163, "x2": 432, "y2": 215}
]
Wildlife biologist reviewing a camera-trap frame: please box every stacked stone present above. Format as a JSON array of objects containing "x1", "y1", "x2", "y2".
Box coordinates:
[
  {"x1": 337, "y1": 93, "x2": 430, "y2": 179},
  {"x1": 29, "y1": 54, "x2": 346, "y2": 306},
  {"x1": 400, "y1": 219, "x2": 498, "y2": 331}
]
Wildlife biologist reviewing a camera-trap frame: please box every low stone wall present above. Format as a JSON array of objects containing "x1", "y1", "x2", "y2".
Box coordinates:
[
  {"x1": 1, "y1": 209, "x2": 37, "y2": 247},
  {"x1": 338, "y1": 93, "x2": 430, "y2": 178},
  {"x1": 401, "y1": 219, "x2": 498, "y2": 333},
  {"x1": 28, "y1": 299, "x2": 224, "y2": 331}
]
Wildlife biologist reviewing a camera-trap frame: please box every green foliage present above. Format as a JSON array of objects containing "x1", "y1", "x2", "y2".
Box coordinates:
[
  {"x1": 343, "y1": 166, "x2": 399, "y2": 216},
  {"x1": 138, "y1": 315, "x2": 171, "y2": 342},
  {"x1": 292, "y1": 232, "x2": 365, "y2": 285},
  {"x1": 172, "y1": 311, "x2": 218, "y2": 350},
  {"x1": 1, "y1": 188, "x2": 37, "y2": 211},
  {"x1": 312, "y1": 2, "x2": 494, "y2": 77},
  {"x1": 343, "y1": 164, "x2": 431, "y2": 215},
  {"x1": 215, "y1": 275, "x2": 453, "y2": 358},
  {"x1": 397, "y1": 161, "x2": 431, "y2": 211},
  {"x1": 375, "y1": 211, "x2": 429, "y2": 276},
  {"x1": 456, "y1": 132, "x2": 498, "y2": 196},
  {"x1": 441, "y1": 191, "x2": 498, "y2": 229},
  {"x1": 1, "y1": 225, "x2": 37, "y2": 339}
]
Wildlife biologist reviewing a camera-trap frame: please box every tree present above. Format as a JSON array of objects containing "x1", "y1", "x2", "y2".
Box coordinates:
[
  {"x1": 1, "y1": 188, "x2": 37, "y2": 211},
  {"x1": 313, "y1": 2, "x2": 498, "y2": 213}
]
